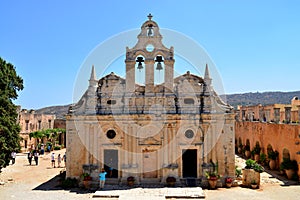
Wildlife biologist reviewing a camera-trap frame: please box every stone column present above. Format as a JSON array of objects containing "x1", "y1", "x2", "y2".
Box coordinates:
[
  {"x1": 164, "y1": 59, "x2": 174, "y2": 93},
  {"x1": 242, "y1": 110, "x2": 246, "y2": 121},
  {"x1": 274, "y1": 108, "x2": 280, "y2": 123},
  {"x1": 259, "y1": 109, "x2": 263, "y2": 122},
  {"x1": 145, "y1": 59, "x2": 155, "y2": 94},
  {"x1": 249, "y1": 111, "x2": 254, "y2": 122},
  {"x1": 285, "y1": 106, "x2": 292, "y2": 123},
  {"x1": 163, "y1": 125, "x2": 169, "y2": 166},
  {"x1": 125, "y1": 60, "x2": 136, "y2": 93},
  {"x1": 265, "y1": 110, "x2": 270, "y2": 122}
]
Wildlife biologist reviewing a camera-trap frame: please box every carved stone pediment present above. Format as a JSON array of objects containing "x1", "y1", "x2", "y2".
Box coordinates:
[{"x1": 139, "y1": 137, "x2": 161, "y2": 145}]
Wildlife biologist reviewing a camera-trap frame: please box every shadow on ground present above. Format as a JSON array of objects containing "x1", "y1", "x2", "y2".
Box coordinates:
[{"x1": 33, "y1": 174, "x2": 91, "y2": 194}]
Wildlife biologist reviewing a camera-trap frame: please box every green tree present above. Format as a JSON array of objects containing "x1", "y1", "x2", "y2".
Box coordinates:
[{"x1": 0, "y1": 57, "x2": 24, "y2": 171}]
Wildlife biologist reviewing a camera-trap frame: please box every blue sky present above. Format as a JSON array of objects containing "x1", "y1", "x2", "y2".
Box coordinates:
[{"x1": 1, "y1": 1, "x2": 299, "y2": 109}]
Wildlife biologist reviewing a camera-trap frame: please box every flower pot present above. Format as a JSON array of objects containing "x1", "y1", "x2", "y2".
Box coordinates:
[
  {"x1": 127, "y1": 180, "x2": 134, "y2": 186},
  {"x1": 167, "y1": 181, "x2": 175, "y2": 187},
  {"x1": 251, "y1": 184, "x2": 258, "y2": 189},
  {"x1": 225, "y1": 183, "x2": 232, "y2": 188},
  {"x1": 254, "y1": 154, "x2": 260, "y2": 162},
  {"x1": 83, "y1": 180, "x2": 91, "y2": 189},
  {"x1": 208, "y1": 179, "x2": 217, "y2": 189},
  {"x1": 238, "y1": 147, "x2": 242, "y2": 154},
  {"x1": 269, "y1": 159, "x2": 276, "y2": 170},
  {"x1": 285, "y1": 169, "x2": 294, "y2": 180},
  {"x1": 245, "y1": 151, "x2": 251, "y2": 158},
  {"x1": 242, "y1": 169, "x2": 260, "y2": 187}
]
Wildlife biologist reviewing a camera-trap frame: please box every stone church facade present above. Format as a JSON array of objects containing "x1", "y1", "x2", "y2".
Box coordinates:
[{"x1": 66, "y1": 15, "x2": 235, "y2": 185}]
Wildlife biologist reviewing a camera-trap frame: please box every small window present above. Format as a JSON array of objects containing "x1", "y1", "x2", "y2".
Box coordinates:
[
  {"x1": 48, "y1": 119, "x2": 51, "y2": 129},
  {"x1": 107, "y1": 100, "x2": 116, "y2": 105},
  {"x1": 38, "y1": 120, "x2": 41, "y2": 130},
  {"x1": 106, "y1": 130, "x2": 116, "y2": 139},
  {"x1": 184, "y1": 98, "x2": 194, "y2": 104},
  {"x1": 25, "y1": 120, "x2": 29, "y2": 130},
  {"x1": 185, "y1": 129, "x2": 194, "y2": 139}
]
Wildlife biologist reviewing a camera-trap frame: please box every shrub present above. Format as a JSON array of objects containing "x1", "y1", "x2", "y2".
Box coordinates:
[
  {"x1": 268, "y1": 150, "x2": 279, "y2": 160},
  {"x1": 235, "y1": 166, "x2": 242, "y2": 177},
  {"x1": 280, "y1": 158, "x2": 298, "y2": 171},
  {"x1": 245, "y1": 159, "x2": 264, "y2": 173},
  {"x1": 54, "y1": 146, "x2": 61, "y2": 150}
]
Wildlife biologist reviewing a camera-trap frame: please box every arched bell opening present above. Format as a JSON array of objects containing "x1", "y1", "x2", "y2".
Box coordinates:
[
  {"x1": 154, "y1": 55, "x2": 165, "y2": 85},
  {"x1": 135, "y1": 55, "x2": 145, "y2": 85}
]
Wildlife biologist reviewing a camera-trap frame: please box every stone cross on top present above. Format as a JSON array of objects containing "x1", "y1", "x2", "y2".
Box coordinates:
[{"x1": 147, "y1": 13, "x2": 153, "y2": 21}]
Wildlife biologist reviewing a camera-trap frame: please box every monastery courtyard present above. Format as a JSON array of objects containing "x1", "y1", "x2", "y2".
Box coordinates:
[{"x1": 0, "y1": 149, "x2": 298, "y2": 200}]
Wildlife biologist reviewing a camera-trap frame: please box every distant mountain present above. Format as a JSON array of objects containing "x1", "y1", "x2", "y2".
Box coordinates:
[
  {"x1": 34, "y1": 91, "x2": 300, "y2": 117},
  {"x1": 222, "y1": 91, "x2": 300, "y2": 108},
  {"x1": 35, "y1": 104, "x2": 71, "y2": 119}
]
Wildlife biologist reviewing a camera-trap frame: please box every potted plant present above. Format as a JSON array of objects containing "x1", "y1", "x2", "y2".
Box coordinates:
[
  {"x1": 280, "y1": 158, "x2": 298, "y2": 179},
  {"x1": 250, "y1": 180, "x2": 258, "y2": 189},
  {"x1": 166, "y1": 176, "x2": 176, "y2": 187},
  {"x1": 244, "y1": 144, "x2": 251, "y2": 158},
  {"x1": 259, "y1": 153, "x2": 267, "y2": 166},
  {"x1": 242, "y1": 159, "x2": 264, "y2": 187},
  {"x1": 81, "y1": 173, "x2": 92, "y2": 189},
  {"x1": 127, "y1": 176, "x2": 135, "y2": 186},
  {"x1": 235, "y1": 166, "x2": 242, "y2": 180},
  {"x1": 252, "y1": 144, "x2": 261, "y2": 162},
  {"x1": 205, "y1": 171, "x2": 220, "y2": 189},
  {"x1": 268, "y1": 150, "x2": 278, "y2": 170},
  {"x1": 225, "y1": 177, "x2": 233, "y2": 188}
]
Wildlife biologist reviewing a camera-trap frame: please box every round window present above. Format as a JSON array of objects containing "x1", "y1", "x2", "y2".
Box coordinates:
[
  {"x1": 146, "y1": 44, "x2": 154, "y2": 52},
  {"x1": 185, "y1": 129, "x2": 194, "y2": 139},
  {"x1": 106, "y1": 130, "x2": 116, "y2": 139}
]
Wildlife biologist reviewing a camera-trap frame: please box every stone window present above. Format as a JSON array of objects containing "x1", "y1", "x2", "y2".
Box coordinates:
[
  {"x1": 184, "y1": 98, "x2": 194, "y2": 104},
  {"x1": 25, "y1": 120, "x2": 29, "y2": 130},
  {"x1": 107, "y1": 100, "x2": 116, "y2": 105},
  {"x1": 48, "y1": 119, "x2": 51, "y2": 128},
  {"x1": 106, "y1": 130, "x2": 116, "y2": 139},
  {"x1": 185, "y1": 129, "x2": 194, "y2": 139},
  {"x1": 38, "y1": 120, "x2": 41, "y2": 130}
]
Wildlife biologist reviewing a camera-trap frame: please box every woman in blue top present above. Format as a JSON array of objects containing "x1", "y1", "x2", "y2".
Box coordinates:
[{"x1": 99, "y1": 168, "x2": 107, "y2": 189}]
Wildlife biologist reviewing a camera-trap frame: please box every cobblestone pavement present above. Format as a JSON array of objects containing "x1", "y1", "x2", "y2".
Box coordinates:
[{"x1": 1, "y1": 153, "x2": 299, "y2": 200}]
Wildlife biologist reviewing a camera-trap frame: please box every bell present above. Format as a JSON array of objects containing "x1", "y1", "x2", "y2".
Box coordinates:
[
  {"x1": 137, "y1": 62, "x2": 143, "y2": 71},
  {"x1": 148, "y1": 27, "x2": 153, "y2": 36},
  {"x1": 156, "y1": 62, "x2": 163, "y2": 70}
]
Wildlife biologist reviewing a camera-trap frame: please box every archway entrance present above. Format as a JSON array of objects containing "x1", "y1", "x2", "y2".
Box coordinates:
[
  {"x1": 182, "y1": 149, "x2": 197, "y2": 178},
  {"x1": 143, "y1": 149, "x2": 158, "y2": 178},
  {"x1": 104, "y1": 149, "x2": 118, "y2": 178}
]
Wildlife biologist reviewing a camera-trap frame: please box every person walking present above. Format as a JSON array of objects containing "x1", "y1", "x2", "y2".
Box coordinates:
[
  {"x1": 57, "y1": 154, "x2": 61, "y2": 168},
  {"x1": 51, "y1": 152, "x2": 55, "y2": 168},
  {"x1": 40, "y1": 144, "x2": 45, "y2": 155},
  {"x1": 34, "y1": 151, "x2": 39, "y2": 165},
  {"x1": 63, "y1": 153, "x2": 66, "y2": 167},
  {"x1": 99, "y1": 168, "x2": 107, "y2": 190},
  {"x1": 11, "y1": 151, "x2": 16, "y2": 165},
  {"x1": 27, "y1": 151, "x2": 33, "y2": 165}
]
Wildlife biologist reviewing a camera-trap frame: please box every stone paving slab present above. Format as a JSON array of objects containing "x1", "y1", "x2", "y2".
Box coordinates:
[{"x1": 93, "y1": 187, "x2": 205, "y2": 199}]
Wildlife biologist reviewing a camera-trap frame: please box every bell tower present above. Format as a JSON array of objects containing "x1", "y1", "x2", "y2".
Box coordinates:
[{"x1": 125, "y1": 14, "x2": 175, "y2": 94}]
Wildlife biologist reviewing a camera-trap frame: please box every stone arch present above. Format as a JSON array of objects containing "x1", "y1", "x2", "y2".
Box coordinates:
[
  {"x1": 282, "y1": 148, "x2": 290, "y2": 160},
  {"x1": 246, "y1": 139, "x2": 250, "y2": 147},
  {"x1": 135, "y1": 54, "x2": 146, "y2": 85},
  {"x1": 154, "y1": 54, "x2": 165, "y2": 84},
  {"x1": 132, "y1": 50, "x2": 147, "y2": 59},
  {"x1": 267, "y1": 144, "x2": 273, "y2": 153},
  {"x1": 238, "y1": 137, "x2": 242, "y2": 146}
]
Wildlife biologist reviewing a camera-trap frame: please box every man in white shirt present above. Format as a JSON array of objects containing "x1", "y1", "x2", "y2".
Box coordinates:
[{"x1": 11, "y1": 151, "x2": 16, "y2": 165}]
